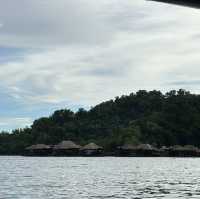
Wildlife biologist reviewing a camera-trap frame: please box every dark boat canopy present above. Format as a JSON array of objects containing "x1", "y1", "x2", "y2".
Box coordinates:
[{"x1": 149, "y1": 0, "x2": 200, "y2": 9}]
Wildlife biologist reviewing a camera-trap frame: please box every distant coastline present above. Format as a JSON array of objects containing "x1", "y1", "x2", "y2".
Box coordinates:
[
  {"x1": 24, "y1": 141, "x2": 200, "y2": 158},
  {"x1": 1, "y1": 89, "x2": 200, "y2": 156}
]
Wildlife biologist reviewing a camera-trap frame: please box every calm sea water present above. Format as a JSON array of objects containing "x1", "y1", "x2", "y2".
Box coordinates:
[{"x1": 0, "y1": 157, "x2": 200, "y2": 199}]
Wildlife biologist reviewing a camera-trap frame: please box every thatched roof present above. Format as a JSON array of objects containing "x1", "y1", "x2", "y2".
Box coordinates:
[
  {"x1": 119, "y1": 144, "x2": 137, "y2": 150},
  {"x1": 119, "y1": 144, "x2": 156, "y2": 151},
  {"x1": 26, "y1": 144, "x2": 51, "y2": 150},
  {"x1": 171, "y1": 145, "x2": 199, "y2": 151},
  {"x1": 183, "y1": 145, "x2": 199, "y2": 151},
  {"x1": 81, "y1": 143, "x2": 103, "y2": 150},
  {"x1": 54, "y1": 140, "x2": 81, "y2": 150},
  {"x1": 137, "y1": 144, "x2": 154, "y2": 150},
  {"x1": 161, "y1": 146, "x2": 169, "y2": 150},
  {"x1": 170, "y1": 145, "x2": 185, "y2": 151}
]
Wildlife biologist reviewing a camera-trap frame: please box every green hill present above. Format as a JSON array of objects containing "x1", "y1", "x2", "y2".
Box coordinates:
[{"x1": 1, "y1": 89, "x2": 200, "y2": 155}]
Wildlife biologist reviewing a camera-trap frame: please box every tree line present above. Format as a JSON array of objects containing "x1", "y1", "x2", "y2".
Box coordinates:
[{"x1": 1, "y1": 89, "x2": 200, "y2": 155}]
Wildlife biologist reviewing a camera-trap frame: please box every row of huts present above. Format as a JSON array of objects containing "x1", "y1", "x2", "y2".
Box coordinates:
[
  {"x1": 25, "y1": 141, "x2": 103, "y2": 156},
  {"x1": 117, "y1": 144, "x2": 200, "y2": 157},
  {"x1": 25, "y1": 141, "x2": 200, "y2": 157}
]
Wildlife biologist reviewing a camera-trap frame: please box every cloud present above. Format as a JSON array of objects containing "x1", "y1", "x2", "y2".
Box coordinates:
[
  {"x1": 167, "y1": 80, "x2": 200, "y2": 86},
  {"x1": 1, "y1": 0, "x2": 200, "y2": 130},
  {"x1": 0, "y1": 0, "x2": 114, "y2": 48},
  {"x1": 0, "y1": 117, "x2": 33, "y2": 131}
]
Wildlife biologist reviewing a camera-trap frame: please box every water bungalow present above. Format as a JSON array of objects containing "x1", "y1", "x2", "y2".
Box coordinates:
[
  {"x1": 117, "y1": 144, "x2": 138, "y2": 156},
  {"x1": 117, "y1": 144, "x2": 160, "y2": 157},
  {"x1": 25, "y1": 144, "x2": 52, "y2": 156},
  {"x1": 168, "y1": 145, "x2": 200, "y2": 157},
  {"x1": 53, "y1": 140, "x2": 81, "y2": 156},
  {"x1": 80, "y1": 143, "x2": 103, "y2": 156},
  {"x1": 136, "y1": 144, "x2": 161, "y2": 157},
  {"x1": 24, "y1": 142, "x2": 200, "y2": 157}
]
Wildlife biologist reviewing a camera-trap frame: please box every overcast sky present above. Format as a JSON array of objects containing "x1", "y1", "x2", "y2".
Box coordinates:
[{"x1": 1, "y1": 0, "x2": 200, "y2": 131}]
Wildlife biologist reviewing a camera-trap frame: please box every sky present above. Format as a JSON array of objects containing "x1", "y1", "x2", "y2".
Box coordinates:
[{"x1": 1, "y1": 0, "x2": 200, "y2": 131}]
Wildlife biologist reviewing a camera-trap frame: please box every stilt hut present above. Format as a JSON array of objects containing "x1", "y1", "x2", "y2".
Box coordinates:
[
  {"x1": 53, "y1": 140, "x2": 81, "y2": 156},
  {"x1": 169, "y1": 145, "x2": 199, "y2": 157},
  {"x1": 117, "y1": 144, "x2": 159, "y2": 157},
  {"x1": 80, "y1": 143, "x2": 103, "y2": 156},
  {"x1": 117, "y1": 144, "x2": 138, "y2": 156},
  {"x1": 25, "y1": 144, "x2": 52, "y2": 156},
  {"x1": 160, "y1": 146, "x2": 170, "y2": 156},
  {"x1": 136, "y1": 144, "x2": 160, "y2": 157}
]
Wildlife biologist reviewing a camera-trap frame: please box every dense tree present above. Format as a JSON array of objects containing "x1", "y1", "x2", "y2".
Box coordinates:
[{"x1": 2, "y1": 89, "x2": 200, "y2": 154}]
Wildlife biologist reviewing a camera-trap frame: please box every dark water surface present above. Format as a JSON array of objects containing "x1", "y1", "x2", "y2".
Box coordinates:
[{"x1": 0, "y1": 157, "x2": 200, "y2": 198}]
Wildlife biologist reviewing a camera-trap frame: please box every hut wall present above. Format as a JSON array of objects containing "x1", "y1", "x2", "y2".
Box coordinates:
[
  {"x1": 53, "y1": 148, "x2": 80, "y2": 156},
  {"x1": 26, "y1": 148, "x2": 52, "y2": 156},
  {"x1": 81, "y1": 149, "x2": 103, "y2": 156},
  {"x1": 169, "y1": 150, "x2": 199, "y2": 157},
  {"x1": 117, "y1": 149, "x2": 137, "y2": 157},
  {"x1": 117, "y1": 148, "x2": 162, "y2": 157}
]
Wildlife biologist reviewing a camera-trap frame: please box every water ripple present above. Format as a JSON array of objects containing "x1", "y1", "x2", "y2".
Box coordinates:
[{"x1": 0, "y1": 157, "x2": 200, "y2": 198}]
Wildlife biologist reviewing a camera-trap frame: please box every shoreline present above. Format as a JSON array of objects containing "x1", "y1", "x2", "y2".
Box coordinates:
[{"x1": 1, "y1": 155, "x2": 200, "y2": 158}]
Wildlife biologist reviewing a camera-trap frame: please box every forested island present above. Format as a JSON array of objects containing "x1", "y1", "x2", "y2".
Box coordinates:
[{"x1": 1, "y1": 89, "x2": 200, "y2": 156}]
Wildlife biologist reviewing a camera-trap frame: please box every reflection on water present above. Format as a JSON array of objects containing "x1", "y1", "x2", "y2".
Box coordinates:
[{"x1": 0, "y1": 157, "x2": 200, "y2": 198}]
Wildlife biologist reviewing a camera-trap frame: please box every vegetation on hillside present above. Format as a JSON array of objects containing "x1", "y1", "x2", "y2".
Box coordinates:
[{"x1": 1, "y1": 89, "x2": 200, "y2": 155}]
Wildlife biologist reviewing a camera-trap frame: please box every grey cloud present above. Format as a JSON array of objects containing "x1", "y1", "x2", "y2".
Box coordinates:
[
  {"x1": 0, "y1": 0, "x2": 190, "y2": 48},
  {"x1": 0, "y1": 117, "x2": 33, "y2": 131},
  {"x1": 0, "y1": 0, "x2": 113, "y2": 47},
  {"x1": 1, "y1": 0, "x2": 200, "y2": 108},
  {"x1": 167, "y1": 80, "x2": 200, "y2": 86},
  {"x1": 76, "y1": 67, "x2": 123, "y2": 77}
]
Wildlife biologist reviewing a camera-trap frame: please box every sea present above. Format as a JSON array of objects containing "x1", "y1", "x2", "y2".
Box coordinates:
[{"x1": 0, "y1": 156, "x2": 200, "y2": 199}]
